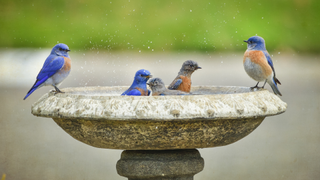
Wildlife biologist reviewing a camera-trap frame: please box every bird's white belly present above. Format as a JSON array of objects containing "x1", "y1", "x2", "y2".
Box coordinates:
[
  {"x1": 243, "y1": 57, "x2": 266, "y2": 82},
  {"x1": 43, "y1": 69, "x2": 70, "y2": 87}
]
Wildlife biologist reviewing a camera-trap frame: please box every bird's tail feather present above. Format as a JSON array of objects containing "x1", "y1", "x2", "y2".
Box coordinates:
[
  {"x1": 23, "y1": 86, "x2": 38, "y2": 100},
  {"x1": 23, "y1": 76, "x2": 49, "y2": 100},
  {"x1": 23, "y1": 80, "x2": 42, "y2": 100},
  {"x1": 269, "y1": 79, "x2": 282, "y2": 96},
  {"x1": 275, "y1": 77, "x2": 281, "y2": 85}
]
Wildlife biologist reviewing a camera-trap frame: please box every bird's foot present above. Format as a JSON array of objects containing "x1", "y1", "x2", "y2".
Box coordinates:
[
  {"x1": 250, "y1": 85, "x2": 260, "y2": 89},
  {"x1": 53, "y1": 85, "x2": 64, "y2": 95},
  {"x1": 54, "y1": 90, "x2": 65, "y2": 95},
  {"x1": 250, "y1": 82, "x2": 260, "y2": 90}
]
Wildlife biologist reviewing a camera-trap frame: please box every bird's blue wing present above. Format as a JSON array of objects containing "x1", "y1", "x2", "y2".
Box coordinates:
[
  {"x1": 263, "y1": 51, "x2": 275, "y2": 72},
  {"x1": 147, "y1": 89, "x2": 151, "y2": 96},
  {"x1": 38, "y1": 55, "x2": 65, "y2": 80},
  {"x1": 168, "y1": 79, "x2": 182, "y2": 90},
  {"x1": 35, "y1": 55, "x2": 65, "y2": 87},
  {"x1": 35, "y1": 55, "x2": 64, "y2": 86},
  {"x1": 123, "y1": 88, "x2": 142, "y2": 96},
  {"x1": 263, "y1": 50, "x2": 281, "y2": 86}
]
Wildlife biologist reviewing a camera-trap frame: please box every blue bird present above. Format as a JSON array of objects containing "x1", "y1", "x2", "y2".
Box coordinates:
[
  {"x1": 243, "y1": 36, "x2": 282, "y2": 96},
  {"x1": 121, "y1": 69, "x2": 152, "y2": 96},
  {"x1": 23, "y1": 43, "x2": 71, "y2": 100}
]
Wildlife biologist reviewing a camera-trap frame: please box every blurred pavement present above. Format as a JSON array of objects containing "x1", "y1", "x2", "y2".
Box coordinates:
[{"x1": 0, "y1": 49, "x2": 320, "y2": 180}]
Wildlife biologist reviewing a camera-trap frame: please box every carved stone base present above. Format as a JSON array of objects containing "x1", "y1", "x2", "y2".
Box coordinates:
[{"x1": 116, "y1": 149, "x2": 204, "y2": 180}]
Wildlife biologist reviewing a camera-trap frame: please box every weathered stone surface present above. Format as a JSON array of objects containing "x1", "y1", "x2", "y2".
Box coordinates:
[
  {"x1": 32, "y1": 86, "x2": 287, "y2": 120},
  {"x1": 31, "y1": 86, "x2": 287, "y2": 150},
  {"x1": 116, "y1": 149, "x2": 204, "y2": 180},
  {"x1": 53, "y1": 117, "x2": 264, "y2": 150}
]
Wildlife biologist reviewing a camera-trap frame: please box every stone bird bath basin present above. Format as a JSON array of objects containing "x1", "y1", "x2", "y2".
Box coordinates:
[{"x1": 31, "y1": 86, "x2": 287, "y2": 180}]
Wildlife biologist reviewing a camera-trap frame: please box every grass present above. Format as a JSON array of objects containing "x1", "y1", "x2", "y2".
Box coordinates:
[{"x1": 1, "y1": 0, "x2": 320, "y2": 52}]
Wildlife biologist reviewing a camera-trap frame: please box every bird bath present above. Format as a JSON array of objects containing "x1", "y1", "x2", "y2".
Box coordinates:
[{"x1": 31, "y1": 86, "x2": 287, "y2": 180}]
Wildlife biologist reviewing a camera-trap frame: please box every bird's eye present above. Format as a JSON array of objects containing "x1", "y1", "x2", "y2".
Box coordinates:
[{"x1": 59, "y1": 48, "x2": 62, "y2": 51}]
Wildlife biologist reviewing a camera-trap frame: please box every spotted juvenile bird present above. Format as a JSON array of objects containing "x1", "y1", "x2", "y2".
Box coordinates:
[
  {"x1": 168, "y1": 60, "x2": 201, "y2": 92},
  {"x1": 243, "y1": 36, "x2": 282, "y2": 96},
  {"x1": 121, "y1": 69, "x2": 152, "y2": 96},
  {"x1": 23, "y1": 43, "x2": 71, "y2": 100},
  {"x1": 148, "y1": 78, "x2": 189, "y2": 96}
]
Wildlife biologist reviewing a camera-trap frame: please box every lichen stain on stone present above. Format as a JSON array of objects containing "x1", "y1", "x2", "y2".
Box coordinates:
[
  {"x1": 259, "y1": 106, "x2": 267, "y2": 113},
  {"x1": 236, "y1": 108, "x2": 244, "y2": 115},
  {"x1": 36, "y1": 107, "x2": 42, "y2": 114},
  {"x1": 207, "y1": 109, "x2": 215, "y2": 117},
  {"x1": 170, "y1": 110, "x2": 180, "y2": 117},
  {"x1": 103, "y1": 110, "x2": 112, "y2": 117}
]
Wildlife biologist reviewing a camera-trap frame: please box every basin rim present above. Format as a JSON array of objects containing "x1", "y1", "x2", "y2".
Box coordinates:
[{"x1": 31, "y1": 85, "x2": 287, "y2": 121}]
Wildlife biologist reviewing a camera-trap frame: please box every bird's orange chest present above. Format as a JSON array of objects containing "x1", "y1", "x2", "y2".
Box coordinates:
[
  {"x1": 243, "y1": 50, "x2": 265, "y2": 64},
  {"x1": 177, "y1": 75, "x2": 191, "y2": 92},
  {"x1": 243, "y1": 50, "x2": 272, "y2": 76},
  {"x1": 62, "y1": 57, "x2": 71, "y2": 71},
  {"x1": 136, "y1": 88, "x2": 148, "y2": 96}
]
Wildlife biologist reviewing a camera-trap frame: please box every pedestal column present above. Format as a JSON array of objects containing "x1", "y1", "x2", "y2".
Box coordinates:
[{"x1": 116, "y1": 149, "x2": 204, "y2": 180}]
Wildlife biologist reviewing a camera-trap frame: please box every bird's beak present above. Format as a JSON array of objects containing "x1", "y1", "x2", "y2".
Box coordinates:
[
  {"x1": 146, "y1": 75, "x2": 152, "y2": 79},
  {"x1": 243, "y1": 40, "x2": 248, "y2": 43},
  {"x1": 146, "y1": 83, "x2": 150, "y2": 85},
  {"x1": 197, "y1": 67, "x2": 202, "y2": 69},
  {"x1": 67, "y1": 49, "x2": 71, "y2": 52}
]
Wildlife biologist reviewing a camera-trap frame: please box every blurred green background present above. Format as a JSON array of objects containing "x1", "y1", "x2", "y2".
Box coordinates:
[{"x1": 1, "y1": 0, "x2": 319, "y2": 52}]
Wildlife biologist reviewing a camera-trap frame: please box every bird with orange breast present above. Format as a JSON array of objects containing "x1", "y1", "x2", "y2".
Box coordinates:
[
  {"x1": 168, "y1": 60, "x2": 201, "y2": 93},
  {"x1": 243, "y1": 36, "x2": 282, "y2": 96},
  {"x1": 24, "y1": 43, "x2": 71, "y2": 100}
]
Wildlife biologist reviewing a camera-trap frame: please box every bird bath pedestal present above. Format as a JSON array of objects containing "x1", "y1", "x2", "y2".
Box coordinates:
[{"x1": 31, "y1": 86, "x2": 287, "y2": 180}]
